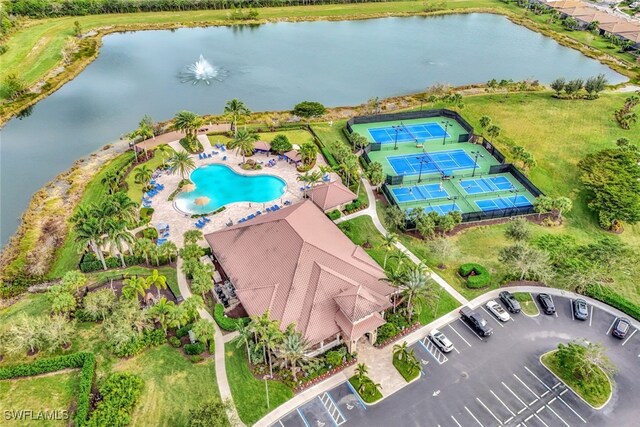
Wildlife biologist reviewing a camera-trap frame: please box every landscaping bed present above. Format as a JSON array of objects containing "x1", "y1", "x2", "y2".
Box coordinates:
[
  {"x1": 513, "y1": 292, "x2": 539, "y2": 316},
  {"x1": 392, "y1": 353, "x2": 420, "y2": 383},
  {"x1": 349, "y1": 375, "x2": 383, "y2": 404}
]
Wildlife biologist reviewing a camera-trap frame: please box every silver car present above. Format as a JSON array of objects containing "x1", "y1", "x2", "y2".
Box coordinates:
[
  {"x1": 486, "y1": 300, "x2": 511, "y2": 322},
  {"x1": 429, "y1": 329, "x2": 454, "y2": 353}
]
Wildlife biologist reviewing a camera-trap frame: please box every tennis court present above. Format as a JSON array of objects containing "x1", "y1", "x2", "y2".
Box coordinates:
[
  {"x1": 387, "y1": 149, "x2": 477, "y2": 176},
  {"x1": 368, "y1": 122, "x2": 449, "y2": 144},
  {"x1": 459, "y1": 176, "x2": 515, "y2": 195},
  {"x1": 475, "y1": 195, "x2": 533, "y2": 212},
  {"x1": 392, "y1": 183, "x2": 449, "y2": 203},
  {"x1": 425, "y1": 204, "x2": 460, "y2": 215}
]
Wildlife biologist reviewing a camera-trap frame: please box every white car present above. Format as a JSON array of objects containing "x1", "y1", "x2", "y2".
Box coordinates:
[
  {"x1": 429, "y1": 329, "x2": 454, "y2": 353},
  {"x1": 486, "y1": 300, "x2": 511, "y2": 322}
]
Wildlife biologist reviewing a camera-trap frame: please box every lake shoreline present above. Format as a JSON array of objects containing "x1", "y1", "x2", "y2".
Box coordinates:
[{"x1": 0, "y1": 7, "x2": 636, "y2": 127}]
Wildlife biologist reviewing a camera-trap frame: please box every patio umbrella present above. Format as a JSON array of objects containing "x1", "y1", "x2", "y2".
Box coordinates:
[
  {"x1": 194, "y1": 197, "x2": 210, "y2": 206},
  {"x1": 155, "y1": 222, "x2": 169, "y2": 231},
  {"x1": 182, "y1": 183, "x2": 196, "y2": 192}
]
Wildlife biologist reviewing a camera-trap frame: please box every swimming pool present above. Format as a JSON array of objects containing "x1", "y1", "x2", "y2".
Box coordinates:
[{"x1": 174, "y1": 164, "x2": 286, "y2": 214}]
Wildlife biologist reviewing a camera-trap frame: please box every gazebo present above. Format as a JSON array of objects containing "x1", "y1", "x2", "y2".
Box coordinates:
[
  {"x1": 254, "y1": 140, "x2": 271, "y2": 154},
  {"x1": 283, "y1": 149, "x2": 302, "y2": 164}
]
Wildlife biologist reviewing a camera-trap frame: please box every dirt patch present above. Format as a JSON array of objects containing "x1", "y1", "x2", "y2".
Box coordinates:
[{"x1": 503, "y1": 280, "x2": 547, "y2": 288}]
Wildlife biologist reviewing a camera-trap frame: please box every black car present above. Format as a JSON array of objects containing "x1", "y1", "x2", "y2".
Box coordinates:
[
  {"x1": 612, "y1": 318, "x2": 631, "y2": 339},
  {"x1": 537, "y1": 293, "x2": 556, "y2": 315},
  {"x1": 460, "y1": 307, "x2": 493, "y2": 337},
  {"x1": 499, "y1": 291, "x2": 521, "y2": 314},
  {"x1": 572, "y1": 298, "x2": 589, "y2": 321}
]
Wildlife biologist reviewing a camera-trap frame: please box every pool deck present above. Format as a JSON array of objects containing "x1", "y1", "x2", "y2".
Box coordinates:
[{"x1": 147, "y1": 135, "x2": 330, "y2": 245}]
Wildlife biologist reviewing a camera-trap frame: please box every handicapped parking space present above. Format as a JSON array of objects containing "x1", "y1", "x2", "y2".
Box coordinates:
[
  {"x1": 327, "y1": 382, "x2": 366, "y2": 420},
  {"x1": 270, "y1": 410, "x2": 308, "y2": 427},
  {"x1": 298, "y1": 397, "x2": 339, "y2": 427}
]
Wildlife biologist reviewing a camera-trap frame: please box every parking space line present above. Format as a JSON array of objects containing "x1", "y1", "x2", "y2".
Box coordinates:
[
  {"x1": 448, "y1": 324, "x2": 472, "y2": 347},
  {"x1": 490, "y1": 389, "x2": 515, "y2": 417},
  {"x1": 534, "y1": 413, "x2": 550, "y2": 427},
  {"x1": 524, "y1": 366, "x2": 553, "y2": 392},
  {"x1": 553, "y1": 382, "x2": 561, "y2": 389},
  {"x1": 451, "y1": 415, "x2": 462, "y2": 427},
  {"x1": 465, "y1": 406, "x2": 485, "y2": 427},
  {"x1": 419, "y1": 338, "x2": 448, "y2": 364},
  {"x1": 570, "y1": 299, "x2": 575, "y2": 321},
  {"x1": 541, "y1": 390, "x2": 550, "y2": 397},
  {"x1": 552, "y1": 395, "x2": 587, "y2": 424},
  {"x1": 546, "y1": 404, "x2": 571, "y2": 427},
  {"x1": 346, "y1": 380, "x2": 367, "y2": 410},
  {"x1": 458, "y1": 318, "x2": 484, "y2": 341},
  {"x1": 606, "y1": 317, "x2": 618, "y2": 335},
  {"x1": 536, "y1": 406, "x2": 545, "y2": 414},
  {"x1": 589, "y1": 305, "x2": 593, "y2": 327},
  {"x1": 502, "y1": 381, "x2": 529, "y2": 410},
  {"x1": 513, "y1": 373, "x2": 539, "y2": 399},
  {"x1": 279, "y1": 420, "x2": 285, "y2": 427},
  {"x1": 481, "y1": 306, "x2": 504, "y2": 327},
  {"x1": 622, "y1": 328, "x2": 637, "y2": 346},
  {"x1": 297, "y1": 408, "x2": 311, "y2": 427},
  {"x1": 477, "y1": 397, "x2": 503, "y2": 425}
]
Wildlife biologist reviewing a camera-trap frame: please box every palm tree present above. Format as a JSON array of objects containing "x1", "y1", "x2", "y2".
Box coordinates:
[
  {"x1": 296, "y1": 170, "x2": 323, "y2": 200},
  {"x1": 399, "y1": 264, "x2": 436, "y2": 321},
  {"x1": 167, "y1": 305, "x2": 190, "y2": 329},
  {"x1": 279, "y1": 331, "x2": 310, "y2": 380},
  {"x1": 355, "y1": 363, "x2": 369, "y2": 384},
  {"x1": 380, "y1": 232, "x2": 398, "y2": 269},
  {"x1": 158, "y1": 241, "x2": 178, "y2": 263},
  {"x1": 134, "y1": 165, "x2": 153, "y2": 185},
  {"x1": 192, "y1": 319, "x2": 216, "y2": 347},
  {"x1": 146, "y1": 269, "x2": 168, "y2": 298},
  {"x1": 104, "y1": 219, "x2": 135, "y2": 267},
  {"x1": 134, "y1": 238, "x2": 155, "y2": 265},
  {"x1": 155, "y1": 144, "x2": 173, "y2": 167},
  {"x1": 297, "y1": 143, "x2": 318, "y2": 167},
  {"x1": 381, "y1": 266, "x2": 406, "y2": 313},
  {"x1": 227, "y1": 128, "x2": 259, "y2": 163},
  {"x1": 181, "y1": 295, "x2": 205, "y2": 323},
  {"x1": 101, "y1": 169, "x2": 120, "y2": 194},
  {"x1": 224, "y1": 99, "x2": 251, "y2": 136},
  {"x1": 235, "y1": 321, "x2": 253, "y2": 361},
  {"x1": 122, "y1": 275, "x2": 148, "y2": 301},
  {"x1": 392, "y1": 341, "x2": 410, "y2": 361},
  {"x1": 172, "y1": 110, "x2": 202, "y2": 139},
  {"x1": 71, "y1": 209, "x2": 107, "y2": 270},
  {"x1": 190, "y1": 268, "x2": 212, "y2": 301},
  {"x1": 105, "y1": 192, "x2": 138, "y2": 224},
  {"x1": 478, "y1": 115, "x2": 492, "y2": 136},
  {"x1": 390, "y1": 250, "x2": 410, "y2": 268},
  {"x1": 262, "y1": 325, "x2": 283, "y2": 378},
  {"x1": 149, "y1": 297, "x2": 175, "y2": 333},
  {"x1": 170, "y1": 151, "x2": 196, "y2": 180},
  {"x1": 183, "y1": 229, "x2": 203, "y2": 245}
]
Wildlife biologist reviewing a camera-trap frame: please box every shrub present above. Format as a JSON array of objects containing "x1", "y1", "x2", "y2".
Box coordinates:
[
  {"x1": 189, "y1": 355, "x2": 205, "y2": 363},
  {"x1": 458, "y1": 263, "x2": 491, "y2": 288},
  {"x1": 86, "y1": 373, "x2": 143, "y2": 427},
  {"x1": 320, "y1": 146, "x2": 339, "y2": 168},
  {"x1": 184, "y1": 342, "x2": 206, "y2": 355},
  {"x1": 142, "y1": 227, "x2": 159, "y2": 240},
  {"x1": 112, "y1": 329, "x2": 166, "y2": 358},
  {"x1": 139, "y1": 207, "x2": 154, "y2": 224},
  {"x1": 293, "y1": 101, "x2": 326, "y2": 119},
  {"x1": 176, "y1": 324, "x2": 192, "y2": 339},
  {"x1": 343, "y1": 199, "x2": 363, "y2": 213},
  {"x1": 584, "y1": 285, "x2": 640, "y2": 321},
  {"x1": 213, "y1": 304, "x2": 249, "y2": 331},
  {"x1": 327, "y1": 209, "x2": 341, "y2": 221},
  {"x1": 376, "y1": 323, "x2": 397, "y2": 344},
  {"x1": 325, "y1": 350, "x2": 343, "y2": 367},
  {"x1": 168, "y1": 336, "x2": 182, "y2": 348}
]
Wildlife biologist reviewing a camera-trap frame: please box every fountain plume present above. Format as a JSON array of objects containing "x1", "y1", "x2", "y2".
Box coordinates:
[{"x1": 179, "y1": 54, "x2": 222, "y2": 85}]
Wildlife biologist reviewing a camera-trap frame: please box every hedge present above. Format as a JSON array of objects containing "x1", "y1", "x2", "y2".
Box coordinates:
[
  {"x1": 458, "y1": 263, "x2": 491, "y2": 288},
  {"x1": 0, "y1": 352, "x2": 95, "y2": 427},
  {"x1": 86, "y1": 373, "x2": 143, "y2": 427},
  {"x1": 584, "y1": 284, "x2": 640, "y2": 322},
  {"x1": 213, "y1": 303, "x2": 249, "y2": 331},
  {"x1": 112, "y1": 328, "x2": 166, "y2": 358},
  {"x1": 320, "y1": 146, "x2": 339, "y2": 169},
  {"x1": 184, "y1": 342, "x2": 206, "y2": 355},
  {"x1": 327, "y1": 209, "x2": 341, "y2": 221}
]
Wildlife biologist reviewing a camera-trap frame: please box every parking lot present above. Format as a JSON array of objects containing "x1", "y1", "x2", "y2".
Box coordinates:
[{"x1": 269, "y1": 293, "x2": 640, "y2": 427}]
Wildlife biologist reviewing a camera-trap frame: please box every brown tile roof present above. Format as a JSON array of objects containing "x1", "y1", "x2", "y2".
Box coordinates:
[
  {"x1": 619, "y1": 31, "x2": 640, "y2": 42},
  {"x1": 599, "y1": 21, "x2": 640, "y2": 33},
  {"x1": 284, "y1": 150, "x2": 302, "y2": 162},
  {"x1": 335, "y1": 311, "x2": 386, "y2": 342},
  {"x1": 205, "y1": 200, "x2": 392, "y2": 345},
  {"x1": 547, "y1": 0, "x2": 584, "y2": 9},
  {"x1": 309, "y1": 181, "x2": 357, "y2": 211},
  {"x1": 255, "y1": 140, "x2": 271, "y2": 151}
]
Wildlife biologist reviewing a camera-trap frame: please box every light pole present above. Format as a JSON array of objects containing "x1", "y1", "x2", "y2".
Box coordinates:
[
  {"x1": 471, "y1": 150, "x2": 484, "y2": 177},
  {"x1": 393, "y1": 125, "x2": 400, "y2": 150},
  {"x1": 510, "y1": 188, "x2": 520, "y2": 216},
  {"x1": 415, "y1": 155, "x2": 430, "y2": 184},
  {"x1": 448, "y1": 195, "x2": 459, "y2": 210},
  {"x1": 441, "y1": 120, "x2": 451, "y2": 146}
]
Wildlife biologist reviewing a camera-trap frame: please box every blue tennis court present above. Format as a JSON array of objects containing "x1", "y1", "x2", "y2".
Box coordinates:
[
  {"x1": 425, "y1": 204, "x2": 460, "y2": 215},
  {"x1": 475, "y1": 195, "x2": 532, "y2": 212},
  {"x1": 368, "y1": 122, "x2": 449, "y2": 144},
  {"x1": 459, "y1": 176, "x2": 515, "y2": 195},
  {"x1": 387, "y1": 149, "x2": 476, "y2": 176},
  {"x1": 392, "y1": 184, "x2": 449, "y2": 203}
]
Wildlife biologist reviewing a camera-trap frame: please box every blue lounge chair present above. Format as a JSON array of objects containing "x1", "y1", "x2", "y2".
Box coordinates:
[
  {"x1": 256, "y1": 211, "x2": 262, "y2": 215},
  {"x1": 222, "y1": 156, "x2": 227, "y2": 161},
  {"x1": 323, "y1": 175, "x2": 330, "y2": 182},
  {"x1": 221, "y1": 146, "x2": 226, "y2": 152},
  {"x1": 198, "y1": 153, "x2": 203, "y2": 160}
]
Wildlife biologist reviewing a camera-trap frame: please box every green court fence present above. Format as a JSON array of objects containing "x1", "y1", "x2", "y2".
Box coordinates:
[
  {"x1": 489, "y1": 164, "x2": 544, "y2": 197},
  {"x1": 481, "y1": 138, "x2": 506, "y2": 164}
]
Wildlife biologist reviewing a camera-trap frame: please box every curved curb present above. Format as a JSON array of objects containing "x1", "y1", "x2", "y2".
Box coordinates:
[
  {"x1": 518, "y1": 292, "x2": 540, "y2": 318},
  {"x1": 538, "y1": 350, "x2": 613, "y2": 411}
]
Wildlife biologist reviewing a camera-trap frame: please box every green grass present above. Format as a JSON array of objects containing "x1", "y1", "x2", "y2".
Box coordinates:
[
  {"x1": 225, "y1": 342, "x2": 293, "y2": 426},
  {"x1": 348, "y1": 375, "x2": 383, "y2": 404},
  {"x1": 258, "y1": 129, "x2": 314, "y2": 146},
  {"x1": 0, "y1": 293, "x2": 51, "y2": 329},
  {"x1": 513, "y1": 292, "x2": 539, "y2": 316},
  {"x1": 48, "y1": 151, "x2": 136, "y2": 278},
  {"x1": 541, "y1": 351, "x2": 611, "y2": 408},
  {"x1": 0, "y1": 370, "x2": 80, "y2": 426},
  {"x1": 113, "y1": 345, "x2": 219, "y2": 427},
  {"x1": 392, "y1": 353, "x2": 421, "y2": 382},
  {"x1": 87, "y1": 265, "x2": 181, "y2": 297},
  {"x1": 125, "y1": 153, "x2": 172, "y2": 203}
]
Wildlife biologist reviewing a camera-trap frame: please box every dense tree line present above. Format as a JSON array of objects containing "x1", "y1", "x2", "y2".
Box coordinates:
[{"x1": 6, "y1": 0, "x2": 398, "y2": 18}]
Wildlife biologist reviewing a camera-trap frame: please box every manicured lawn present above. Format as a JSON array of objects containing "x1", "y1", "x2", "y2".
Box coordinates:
[
  {"x1": 0, "y1": 370, "x2": 80, "y2": 426},
  {"x1": 225, "y1": 342, "x2": 293, "y2": 426},
  {"x1": 113, "y1": 345, "x2": 219, "y2": 427},
  {"x1": 392, "y1": 353, "x2": 420, "y2": 382},
  {"x1": 348, "y1": 375, "x2": 383, "y2": 404},
  {"x1": 541, "y1": 351, "x2": 611, "y2": 408},
  {"x1": 125, "y1": 152, "x2": 173, "y2": 202},
  {"x1": 258, "y1": 129, "x2": 314, "y2": 147},
  {"x1": 48, "y1": 151, "x2": 136, "y2": 278},
  {"x1": 514, "y1": 292, "x2": 539, "y2": 316},
  {"x1": 88, "y1": 265, "x2": 181, "y2": 298},
  {"x1": 0, "y1": 293, "x2": 50, "y2": 329}
]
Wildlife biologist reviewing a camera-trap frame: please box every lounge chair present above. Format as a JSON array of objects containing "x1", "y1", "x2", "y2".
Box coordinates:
[
  {"x1": 222, "y1": 156, "x2": 227, "y2": 161},
  {"x1": 221, "y1": 146, "x2": 226, "y2": 152},
  {"x1": 256, "y1": 211, "x2": 262, "y2": 215},
  {"x1": 284, "y1": 200, "x2": 291, "y2": 205}
]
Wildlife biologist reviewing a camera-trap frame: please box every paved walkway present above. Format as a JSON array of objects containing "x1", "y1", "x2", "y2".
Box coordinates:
[
  {"x1": 336, "y1": 180, "x2": 468, "y2": 305},
  {"x1": 176, "y1": 257, "x2": 246, "y2": 427}
]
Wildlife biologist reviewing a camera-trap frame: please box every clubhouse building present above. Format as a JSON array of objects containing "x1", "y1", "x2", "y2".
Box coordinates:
[{"x1": 205, "y1": 200, "x2": 393, "y2": 354}]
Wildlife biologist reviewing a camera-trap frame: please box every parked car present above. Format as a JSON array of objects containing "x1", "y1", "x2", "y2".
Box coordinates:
[
  {"x1": 499, "y1": 291, "x2": 521, "y2": 314},
  {"x1": 537, "y1": 293, "x2": 556, "y2": 315},
  {"x1": 460, "y1": 307, "x2": 493, "y2": 337},
  {"x1": 486, "y1": 300, "x2": 511, "y2": 322},
  {"x1": 429, "y1": 329, "x2": 454, "y2": 353},
  {"x1": 612, "y1": 318, "x2": 631, "y2": 339},
  {"x1": 572, "y1": 298, "x2": 589, "y2": 321}
]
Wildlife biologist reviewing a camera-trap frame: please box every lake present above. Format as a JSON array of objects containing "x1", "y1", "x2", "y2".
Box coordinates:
[{"x1": 0, "y1": 13, "x2": 626, "y2": 245}]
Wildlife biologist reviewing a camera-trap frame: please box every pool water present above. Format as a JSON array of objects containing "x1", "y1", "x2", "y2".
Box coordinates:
[{"x1": 174, "y1": 164, "x2": 286, "y2": 214}]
